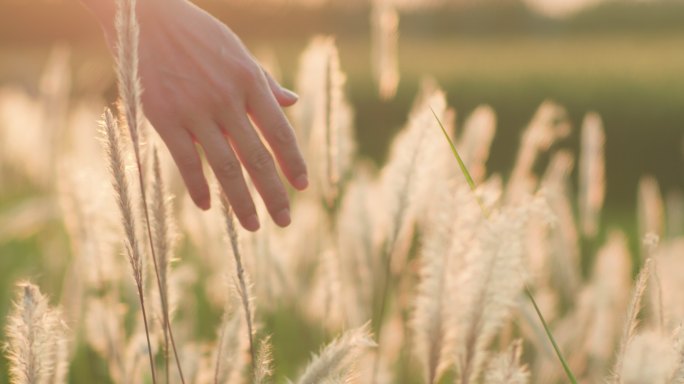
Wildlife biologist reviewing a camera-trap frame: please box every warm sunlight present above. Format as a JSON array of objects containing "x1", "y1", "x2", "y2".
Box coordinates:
[{"x1": 1, "y1": 0, "x2": 683, "y2": 383}]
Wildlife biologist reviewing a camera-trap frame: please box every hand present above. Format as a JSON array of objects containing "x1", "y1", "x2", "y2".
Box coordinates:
[{"x1": 113, "y1": 0, "x2": 308, "y2": 231}]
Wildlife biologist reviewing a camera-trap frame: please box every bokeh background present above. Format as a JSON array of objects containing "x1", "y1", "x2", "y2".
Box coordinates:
[
  {"x1": 1, "y1": 0, "x2": 683, "y2": 381},
  {"x1": 3, "y1": 0, "x2": 683, "y2": 216}
]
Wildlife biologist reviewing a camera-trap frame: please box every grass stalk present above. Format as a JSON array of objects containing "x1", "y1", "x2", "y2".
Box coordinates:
[
  {"x1": 114, "y1": 0, "x2": 186, "y2": 380},
  {"x1": 430, "y1": 107, "x2": 578, "y2": 384},
  {"x1": 102, "y1": 108, "x2": 157, "y2": 384},
  {"x1": 221, "y1": 196, "x2": 256, "y2": 370}
]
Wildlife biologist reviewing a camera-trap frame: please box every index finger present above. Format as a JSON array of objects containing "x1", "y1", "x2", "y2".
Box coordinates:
[{"x1": 246, "y1": 81, "x2": 308, "y2": 191}]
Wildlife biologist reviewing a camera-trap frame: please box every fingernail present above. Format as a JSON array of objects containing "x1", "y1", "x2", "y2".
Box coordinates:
[
  {"x1": 282, "y1": 88, "x2": 299, "y2": 101},
  {"x1": 294, "y1": 174, "x2": 309, "y2": 190},
  {"x1": 244, "y1": 214, "x2": 260, "y2": 232},
  {"x1": 275, "y1": 208, "x2": 291, "y2": 227}
]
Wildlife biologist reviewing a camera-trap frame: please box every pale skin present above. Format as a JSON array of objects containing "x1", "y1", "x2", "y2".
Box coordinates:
[{"x1": 81, "y1": 0, "x2": 309, "y2": 232}]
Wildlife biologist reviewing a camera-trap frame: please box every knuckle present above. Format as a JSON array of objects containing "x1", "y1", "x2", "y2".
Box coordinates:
[
  {"x1": 273, "y1": 121, "x2": 297, "y2": 146},
  {"x1": 175, "y1": 152, "x2": 201, "y2": 171},
  {"x1": 247, "y1": 149, "x2": 274, "y2": 172},
  {"x1": 263, "y1": 186, "x2": 288, "y2": 210},
  {"x1": 235, "y1": 62, "x2": 262, "y2": 84},
  {"x1": 216, "y1": 157, "x2": 243, "y2": 179},
  {"x1": 225, "y1": 193, "x2": 256, "y2": 217}
]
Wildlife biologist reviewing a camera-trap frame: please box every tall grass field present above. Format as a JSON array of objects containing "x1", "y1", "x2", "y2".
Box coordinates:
[{"x1": 1, "y1": 0, "x2": 683, "y2": 383}]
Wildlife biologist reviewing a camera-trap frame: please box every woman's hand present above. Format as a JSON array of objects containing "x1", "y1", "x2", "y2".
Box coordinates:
[{"x1": 91, "y1": 0, "x2": 308, "y2": 231}]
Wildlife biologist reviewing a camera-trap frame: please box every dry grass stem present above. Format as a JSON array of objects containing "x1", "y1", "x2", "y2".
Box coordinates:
[
  {"x1": 101, "y1": 107, "x2": 157, "y2": 383},
  {"x1": 221, "y1": 195, "x2": 256, "y2": 369}
]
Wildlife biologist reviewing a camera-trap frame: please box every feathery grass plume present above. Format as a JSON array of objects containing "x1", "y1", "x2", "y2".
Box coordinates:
[
  {"x1": 115, "y1": 0, "x2": 185, "y2": 378},
  {"x1": 5, "y1": 282, "x2": 68, "y2": 384},
  {"x1": 379, "y1": 81, "x2": 449, "y2": 267},
  {"x1": 337, "y1": 168, "x2": 382, "y2": 326},
  {"x1": 638, "y1": 176, "x2": 664, "y2": 243},
  {"x1": 294, "y1": 37, "x2": 356, "y2": 208},
  {"x1": 454, "y1": 201, "x2": 537, "y2": 384},
  {"x1": 214, "y1": 284, "x2": 250, "y2": 384},
  {"x1": 308, "y1": 246, "x2": 346, "y2": 330},
  {"x1": 506, "y1": 101, "x2": 570, "y2": 203},
  {"x1": 483, "y1": 340, "x2": 530, "y2": 384},
  {"x1": 101, "y1": 108, "x2": 144, "y2": 291},
  {"x1": 539, "y1": 151, "x2": 581, "y2": 305},
  {"x1": 670, "y1": 325, "x2": 684, "y2": 383},
  {"x1": 220, "y1": 195, "x2": 256, "y2": 368},
  {"x1": 412, "y1": 180, "x2": 481, "y2": 384},
  {"x1": 581, "y1": 232, "x2": 632, "y2": 375},
  {"x1": 458, "y1": 105, "x2": 497, "y2": 184},
  {"x1": 620, "y1": 331, "x2": 677, "y2": 384},
  {"x1": 150, "y1": 147, "x2": 179, "y2": 383},
  {"x1": 651, "y1": 239, "x2": 684, "y2": 330},
  {"x1": 578, "y1": 112, "x2": 605, "y2": 238},
  {"x1": 254, "y1": 336, "x2": 274, "y2": 384},
  {"x1": 610, "y1": 258, "x2": 652, "y2": 384},
  {"x1": 100, "y1": 107, "x2": 157, "y2": 382},
  {"x1": 295, "y1": 324, "x2": 375, "y2": 384},
  {"x1": 373, "y1": 82, "x2": 449, "y2": 377},
  {"x1": 115, "y1": 0, "x2": 142, "y2": 152},
  {"x1": 643, "y1": 233, "x2": 665, "y2": 332},
  {"x1": 371, "y1": 0, "x2": 399, "y2": 100}
]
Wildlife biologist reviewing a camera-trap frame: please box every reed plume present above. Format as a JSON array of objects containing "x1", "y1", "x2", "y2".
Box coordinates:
[
  {"x1": 610, "y1": 259, "x2": 652, "y2": 383},
  {"x1": 296, "y1": 324, "x2": 375, "y2": 384},
  {"x1": 254, "y1": 336, "x2": 274, "y2": 384},
  {"x1": 620, "y1": 331, "x2": 677, "y2": 384},
  {"x1": 371, "y1": 0, "x2": 399, "y2": 100},
  {"x1": 413, "y1": 182, "x2": 480, "y2": 384},
  {"x1": 4, "y1": 282, "x2": 68, "y2": 384},
  {"x1": 101, "y1": 107, "x2": 156, "y2": 383},
  {"x1": 638, "y1": 176, "x2": 664, "y2": 245},
  {"x1": 578, "y1": 112, "x2": 605, "y2": 237},
  {"x1": 294, "y1": 37, "x2": 356, "y2": 210},
  {"x1": 483, "y1": 340, "x2": 530, "y2": 384},
  {"x1": 455, "y1": 203, "x2": 535, "y2": 384},
  {"x1": 114, "y1": 0, "x2": 185, "y2": 379},
  {"x1": 507, "y1": 101, "x2": 570, "y2": 203},
  {"x1": 540, "y1": 151, "x2": 580, "y2": 304},
  {"x1": 459, "y1": 105, "x2": 497, "y2": 184},
  {"x1": 151, "y1": 147, "x2": 176, "y2": 383}
]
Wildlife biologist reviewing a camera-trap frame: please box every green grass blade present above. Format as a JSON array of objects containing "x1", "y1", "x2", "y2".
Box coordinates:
[
  {"x1": 430, "y1": 106, "x2": 578, "y2": 384},
  {"x1": 429, "y1": 107, "x2": 477, "y2": 191},
  {"x1": 526, "y1": 288, "x2": 578, "y2": 384},
  {"x1": 429, "y1": 107, "x2": 489, "y2": 216}
]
